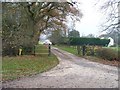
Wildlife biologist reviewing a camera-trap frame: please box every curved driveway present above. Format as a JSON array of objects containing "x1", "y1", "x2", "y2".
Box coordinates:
[{"x1": 2, "y1": 47, "x2": 118, "y2": 88}]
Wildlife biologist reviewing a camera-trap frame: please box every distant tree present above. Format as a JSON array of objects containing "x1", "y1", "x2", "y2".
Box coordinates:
[
  {"x1": 96, "y1": 0, "x2": 119, "y2": 33},
  {"x1": 49, "y1": 30, "x2": 63, "y2": 45},
  {"x1": 87, "y1": 34, "x2": 95, "y2": 38},
  {"x1": 68, "y1": 30, "x2": 80, "y2": 38}
]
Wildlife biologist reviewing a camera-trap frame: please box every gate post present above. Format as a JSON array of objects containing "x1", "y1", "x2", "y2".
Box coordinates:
[
  {"x1": 82, "y1": 45, "x2": 86, "y2": 56},
  {"x1": 77, "y1": 45, "x2": 80, "y2": 54},
  {"x1": 48, "y1": 44, "x2": 51, "y2": 56}
]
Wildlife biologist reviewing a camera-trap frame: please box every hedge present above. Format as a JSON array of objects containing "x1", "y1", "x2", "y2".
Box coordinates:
[
  {"x1": 95, "y1": 48, "x2": 119, "y2": 61},
  {"x1": 69, "y1": 37, "x2": 110, "y2": 46}
]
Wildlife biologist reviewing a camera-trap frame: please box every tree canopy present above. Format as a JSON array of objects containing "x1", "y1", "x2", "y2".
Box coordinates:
[
  {"x1": 49, "y1": 30, "x2": 63, "y2": 45},
  {"x1": 2, "y1": 2, "x2": 82, "y2": 55}
]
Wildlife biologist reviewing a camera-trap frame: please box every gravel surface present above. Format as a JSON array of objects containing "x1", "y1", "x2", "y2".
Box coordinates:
[{"x1": 2, "y1": 47, "x2": 119, "y2": 88}]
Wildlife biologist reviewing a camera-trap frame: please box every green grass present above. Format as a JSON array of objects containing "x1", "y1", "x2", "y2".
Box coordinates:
[
  {"x1": 55, "y1": 45, "x2": 78, "y2": 55},
  {"x1": 2, "y1": 44, "x2": 59, "y2": 82},
  {"x1": 56, "y1": 45, "x2": 120, "y2": 55},
  {"x1": 35, "y1": 44, "x2": 48, "y2": 52}
]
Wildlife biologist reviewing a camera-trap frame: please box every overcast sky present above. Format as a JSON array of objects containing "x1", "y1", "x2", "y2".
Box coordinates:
[{"x1": 72, "y1": 0, "x2": 104, "y2": 37}]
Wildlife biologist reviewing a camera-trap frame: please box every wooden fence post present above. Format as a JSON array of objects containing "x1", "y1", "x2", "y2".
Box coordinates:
[
  {"x1": 77, "y1": 45, "x2": 80, "y2": 54},
  {"x1": 82, "y1": 45, "x2": 86, "y2": 56},
  {"x1": 48, "y1": 44, "x2": 51, "y2": 56}
]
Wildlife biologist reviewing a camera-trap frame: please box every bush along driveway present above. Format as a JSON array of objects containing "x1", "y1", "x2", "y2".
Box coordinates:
[{"x1": 2, "y1": 47, "x2": 118, "y2": 88}]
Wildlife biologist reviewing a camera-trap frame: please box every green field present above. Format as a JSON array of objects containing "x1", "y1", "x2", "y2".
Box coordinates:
[
  {"x1": 55, "y1": 45, "x2": 78, "y2": 55},
  {"x1": 2, "y1": 44, "x2": 59, "y2": 82}
]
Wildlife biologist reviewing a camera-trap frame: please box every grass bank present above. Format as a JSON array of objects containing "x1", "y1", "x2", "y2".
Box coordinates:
[
  {"x1": 103, "y1": 46, "x2": 120, "y2": 51},
  {"x1": 2, "y1": 45, "x2": 59, "y2": 82}
]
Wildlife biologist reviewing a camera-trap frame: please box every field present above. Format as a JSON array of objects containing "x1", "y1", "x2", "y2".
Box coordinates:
[
  {"x1": 55, "y1": 45, "x2": 78, "y2": 55},
  {"x1": 2, "y1": 44, "x2": 59, "y2": 82}
]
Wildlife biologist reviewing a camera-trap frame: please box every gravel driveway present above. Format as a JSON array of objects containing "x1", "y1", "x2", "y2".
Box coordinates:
[{"x1": 2, "y1": 47, "x2": 119, "y2": 88}]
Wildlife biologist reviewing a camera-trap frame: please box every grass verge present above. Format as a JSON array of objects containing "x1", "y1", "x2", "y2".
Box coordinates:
[
  {"x1": 55, "y1": 45, "x2": 119, "y2": 67},
  {"x1": 2, "y1": 45, "x2": 59, "y2": 82},
  {"x1": 103, "y1": 46, "x2": 120, "y2": 52},
  {"x1": 82, "y1": 56, "x2": 119, "y2": 67}
]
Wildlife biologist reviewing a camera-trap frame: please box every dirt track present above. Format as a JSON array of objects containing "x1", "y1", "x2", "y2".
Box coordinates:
[{"x1": 2, "y1": 47, "x2": 118, "y2": 88}]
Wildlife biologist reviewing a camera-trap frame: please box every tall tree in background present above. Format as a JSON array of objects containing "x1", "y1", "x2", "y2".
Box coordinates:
[
  {"x1": 87, "y1": 34, "x2": 95, "y2": 38},
  {"x1": 68, "y1": 30, "x2": 80, "y2": 38},
  {"x1": 49, "y1": 30, "x2": 63, "y2": 45}
]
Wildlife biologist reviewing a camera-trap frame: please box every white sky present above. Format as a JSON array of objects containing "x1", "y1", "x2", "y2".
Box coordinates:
[{"x1": 73, "y1": 0, "x2": 104, "y2": 37}]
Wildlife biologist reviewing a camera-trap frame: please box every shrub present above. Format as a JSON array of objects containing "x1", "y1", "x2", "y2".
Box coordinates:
[
  {"x1": 2, "y1": 45, "x2": 19, "y2": 56},
  {"x1": 86, "y1": 46, "x2": 95, "y2": 56},
  {"x1": 95, "y1": 48, "x2": 118, "y2": 61},
  {"x1": 22, "y1": 46, "x2": 34, "y2": 55}
]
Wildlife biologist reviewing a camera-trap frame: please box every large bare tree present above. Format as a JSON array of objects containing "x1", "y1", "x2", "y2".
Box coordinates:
[
  {"x1": 96, "y1": 0, "x2": 120, "y2": 45},
  {"x1": 98, "y1": 0, "x2": 119, "y2": 33}
]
